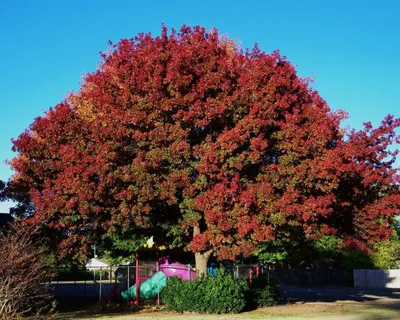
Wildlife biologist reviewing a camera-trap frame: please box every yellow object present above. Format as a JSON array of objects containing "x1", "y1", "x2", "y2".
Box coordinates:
[{"x1": 146, "y1": 236, "x2": 154, "y2": 248}]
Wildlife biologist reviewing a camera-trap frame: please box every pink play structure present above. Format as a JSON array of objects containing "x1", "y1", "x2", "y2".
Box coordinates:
[
  {"x1": 159, "y1": 261, "x2": 196, "y2": 280},
  {"x1": 130, "y1": 252, "x2": 197, "y2": 306}
]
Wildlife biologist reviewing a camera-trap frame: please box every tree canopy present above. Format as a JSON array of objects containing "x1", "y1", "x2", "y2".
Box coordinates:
[{"x1": 9, "y1": 26, "x2": 400, "y2": 270}]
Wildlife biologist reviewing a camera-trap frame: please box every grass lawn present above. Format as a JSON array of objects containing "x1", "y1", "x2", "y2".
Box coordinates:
[{"x1": 53, "y1": 302, "x2": 400, "y2": 320}]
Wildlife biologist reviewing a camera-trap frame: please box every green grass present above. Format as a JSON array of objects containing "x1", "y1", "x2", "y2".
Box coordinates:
[{"x1": 52, "y1": 302, "x2": 400, "y2": 320}]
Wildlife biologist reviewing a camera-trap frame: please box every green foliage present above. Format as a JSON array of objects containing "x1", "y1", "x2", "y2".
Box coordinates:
[
  {"x1": 255, "y1": 284, "x2": 279, "y2": 307},
  {"x1": 338, "y1": 248, "x2": 373, "y2": 286},
  {"x1": 308, "y1": 235, "x2": 344, "y2": 267},
  {"x1": 255, "y1": 227, "x2": 320, "y2": 268},
  {"x1": 256, "y1": 249, "x2": 288, "y2": 266},
  {"x1": 314, "y1": 236, "x2": 342, "y2": 258},
  {"x1": 255, "y1": 237, "x2": 293, "y2": 267},
  {"x1": 162, "y1": 268, "x2": 279, "y2": 313},
  {"x1": 98, "y1": 231, "x2": 145, "y2": 266},
  {"x1": 340, "y1": 249, "x2": 373, "y2": 270},
  {"x1": 392, "y1": 219, "x2": 400, "y2": 239},
  {"x1": 102, "y1": 250, "x2": 135, "y2": 267},
  {"x1": 40, "y1": 252, "x2": 58, "y2": 269},
  {"x1": 371, "y1": 240, "x2": 400, "y2": 269},
  {"x1": 103, "y1": 232, "x2": 144, "y2": 254},
  {"x1": 244, "y1": 275, "x2": 279, "y2": 308},
  {"x1": 253, "y1": 282, "x2": 279, "y2": 307},
  {"x1": 162, "y1": 268, "x2": 246, "y2": 313}
]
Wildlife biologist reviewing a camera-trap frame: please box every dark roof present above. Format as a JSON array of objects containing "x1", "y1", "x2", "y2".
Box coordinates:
[{"x1": 0, "y1": 213, "x2": 13, "y2": 229}]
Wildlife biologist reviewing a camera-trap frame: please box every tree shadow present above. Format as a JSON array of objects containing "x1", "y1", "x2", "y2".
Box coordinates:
[
  {"x1": 54, "y1": 298, "x2": 144, "y2": 319},
  {"x1": 284, "y1": 286, "x2": 400, "y2": 309}
]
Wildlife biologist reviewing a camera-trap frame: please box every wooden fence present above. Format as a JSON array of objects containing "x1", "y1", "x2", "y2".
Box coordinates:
[{"x1": 354, "y1": 269, "x2": 400, "y2": 288}]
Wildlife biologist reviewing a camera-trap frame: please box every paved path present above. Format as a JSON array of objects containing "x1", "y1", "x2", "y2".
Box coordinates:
[{"x1": 286, "y1": 287, "x2": 400, "y2": 308}]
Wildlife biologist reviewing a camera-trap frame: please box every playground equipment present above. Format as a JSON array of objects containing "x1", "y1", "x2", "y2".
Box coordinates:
[
  {"x1": 159, "y1": 261, "x2": 196, "y2": 280},
  {"x1": 123, "y1": 236, "x2": 197, "y2": 304},
  {"x1": 121, "y1": 271, "x2": 167, "y2": 301},
  {"x1": 207, "y1": 263, "x2": 217, "y2": 276},
  {"x1": 121, "y1": 260, "x2": 196, "y2": 301}
]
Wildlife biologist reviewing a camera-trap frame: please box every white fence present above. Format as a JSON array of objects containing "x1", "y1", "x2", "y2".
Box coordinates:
[{"x1": 354, "y1": 269, "x2": 400, "y2": 288}]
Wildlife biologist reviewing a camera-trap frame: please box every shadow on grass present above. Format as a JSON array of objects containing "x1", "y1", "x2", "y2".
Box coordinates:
[
  {"x1": 54, "y1": 300, "x2": 400, "y2": 320},
  {"x1": 54, "y1": 297, "x2": 149, "y2": 319},
  {"x1": 359, "y1": 315, "x2": 392, "y2": 320},
  {"x1": 285, "y1": 286, "x2": 400, "y2": 309}
]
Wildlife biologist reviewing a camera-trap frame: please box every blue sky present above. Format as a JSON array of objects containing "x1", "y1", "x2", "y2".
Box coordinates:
[{"x1": 1, "y1": 0, "x2": 399, "y2": 212}]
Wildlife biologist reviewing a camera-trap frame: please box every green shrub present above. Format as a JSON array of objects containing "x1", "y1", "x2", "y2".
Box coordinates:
[
  {"x1": 254, "y1": 276, "x2": 279, "y2": 307},
  {"x1": 254, "y1": 284, "x2": 279, "y2": 306},
  {"x1": 162, "y1": 268, "x2": 246, "y2": 313},
  {"x1": 162, "y1": 268, "x2": 280, "y2": 313},
  {"x1": 244, "y1": 275, "x2": 279, "y2": 308}
]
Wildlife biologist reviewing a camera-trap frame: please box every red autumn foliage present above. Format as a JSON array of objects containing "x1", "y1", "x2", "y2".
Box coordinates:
[{"x1": 10, "y1": 26, "x2": 400, "y2": 262}]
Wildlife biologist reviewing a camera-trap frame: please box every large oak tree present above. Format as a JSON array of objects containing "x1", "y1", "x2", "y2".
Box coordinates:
[{"x1": 10, "y1": 26, "x2": 400, "y2": 274}]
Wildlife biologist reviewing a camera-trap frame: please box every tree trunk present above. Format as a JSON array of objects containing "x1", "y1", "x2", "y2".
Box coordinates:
[
  {"x1": 195, "y1": 251, "x2": 211, "y2": 276},
  {"x1": 193, "y1": 224, "x2": 212, "y2": 276}
]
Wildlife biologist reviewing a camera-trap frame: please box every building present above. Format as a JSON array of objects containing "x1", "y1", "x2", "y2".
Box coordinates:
[{"x1": 85, "y1": 257, "x2": 110, "y2": 270}]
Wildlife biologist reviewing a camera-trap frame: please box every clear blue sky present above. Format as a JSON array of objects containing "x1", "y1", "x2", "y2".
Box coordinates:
[{"x1": 1, "y1": 0, "x2": 399, "y2": 212}]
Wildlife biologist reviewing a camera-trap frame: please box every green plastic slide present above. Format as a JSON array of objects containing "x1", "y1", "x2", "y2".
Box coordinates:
[{"x1": 121, "y1": 271, "x2": 167, "y2": 301}]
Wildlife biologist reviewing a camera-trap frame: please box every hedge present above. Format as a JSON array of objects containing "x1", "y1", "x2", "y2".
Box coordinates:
[{"x1": 162, "y1": 268, "x2": 279, "y2": 313}]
